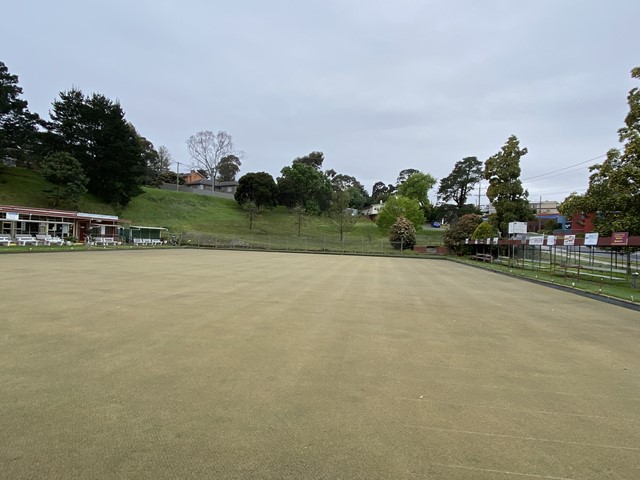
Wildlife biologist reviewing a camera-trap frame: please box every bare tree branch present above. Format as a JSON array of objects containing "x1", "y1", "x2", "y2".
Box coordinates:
[{"x1": 186, "y1": 130, "x2": 238, "y2": 195}]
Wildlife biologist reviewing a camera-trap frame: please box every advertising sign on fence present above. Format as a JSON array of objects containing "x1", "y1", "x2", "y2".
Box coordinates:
[
  {"x1": 528, "y1": 236, "x2": 544, "y2": 246},
  {"x1": 547, "y1": 235, "x2": 556, "y2": 246},
  {"x1": 611, "y1": 232, "x2": 629, "y2": 246},
  {"x1": 584, "y1": 232, "x2": 599, "y2": 246},
  {"x1": 493, "y1": 237, "x2": 499, "y2": 244},
  {"x1": 564, "y1": 234, "x2": 576, "y2": 246}
]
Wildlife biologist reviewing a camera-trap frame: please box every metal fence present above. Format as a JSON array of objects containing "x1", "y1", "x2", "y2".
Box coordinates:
[
  {"x1": 167, "y1": 232, "x2": 438, "y2": 256},
  {"x1": 468, "y1": 242, "x2": 640, "y2": 286}
]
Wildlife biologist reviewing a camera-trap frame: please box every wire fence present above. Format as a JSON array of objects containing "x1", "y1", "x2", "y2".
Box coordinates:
[{"x1": 167, "y1": 232, "x2": 439, "y2": 256}]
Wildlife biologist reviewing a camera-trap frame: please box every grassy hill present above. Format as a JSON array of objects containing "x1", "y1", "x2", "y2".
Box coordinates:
[{"x1": 0, "y1": 167, "x2": 445, "y2": 245}]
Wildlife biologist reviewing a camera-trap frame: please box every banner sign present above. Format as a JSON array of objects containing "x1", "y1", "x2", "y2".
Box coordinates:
[
  {"x1": 6, "y1": 212, "x2": 19, "y2": 220},
  {"x1": 493, "y1": 237, "x2": 499, "y2": 245},
  {"x1": 564, "y1": 234, "x2": 576, "y2": 246},
  {"x1": 508, "y1": 222, "x2": 527, "y2": 234},
  {"x1": 528, "y1": 236, "x2": 544, "y2": 246},
  {"x1": 611, "y1": 232, "x2": 629, "y2": 246},
  {"x1": 584, "y1": 232, "x2": 599, "y2": 246},
  {"x1": 547, "y1": 235, "x2": 556, "y2": 246}
]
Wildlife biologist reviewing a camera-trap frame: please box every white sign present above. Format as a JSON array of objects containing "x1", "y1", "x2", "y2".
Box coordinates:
[
  {"x1": 493, "y1": 237, "x2": 500, "y2": 245},
  {"x1": 6, "y1": 212, "x2": 19, "y2": 220},
  {"x1": 528, "y1": 236, "x2": 544, "y2": 246},
  {"x1": 508, "y1": 222, "x2": 528, "y2": 234},
  {"x1": 547, "y1": 235, "x2": 556, "y2": 246},
  {"x1": 564, "y1": 234, "x2": 576, "y2": 246},
  {"x1": 584, "y1": 232, "x2": 599, "y2": 246}
]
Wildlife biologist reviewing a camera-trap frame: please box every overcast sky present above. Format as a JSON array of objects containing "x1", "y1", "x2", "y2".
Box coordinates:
[{"x1": 3, "y1": 0, "x2": 638, "y2": 203}]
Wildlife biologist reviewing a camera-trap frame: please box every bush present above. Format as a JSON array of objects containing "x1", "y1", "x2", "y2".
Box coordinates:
[
  {"x1": 389, "y1": 216, "x2": 416, "y2": 250},
  {"x1": 471, "y1": 221, "x2": 498, "y2": 240},
  {"x1": 376, "y1": 196, "x2": 424, "y2": 231},
  {"x1": 443, "y1": 213, "x2": 482, "y2": 254}
]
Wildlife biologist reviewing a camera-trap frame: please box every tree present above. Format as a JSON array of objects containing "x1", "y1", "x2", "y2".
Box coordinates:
[
  {"x1": 48, "y1": 89, "x2": 147, "y2": 205},
  {"x1": 389, "y1": 216, "x2": 417, "y2": 250},
  {"x1": 242, "y1": 201, "x2": 259, "y2": 230},
  {"x1": 443, "y1": 213, "x2": 482, "y2": 254},
  {"x1": 573, "y1": 67, "x2": 640, "y2": 238},
  {"x1": 396, "y1": 168, "x2": 419, "y2": 185},
  {"x1": 329, "y1": 173, "x2": 368, "y2": 210},
  {"x1": 217, "y1": 154, "x2": 242, "y2": 182},
  {"x1": 484, "y1": 135, "x2": 535, "y2": 236},
  {"x1": 40, "y1": 152, "x2": 88, "y2": 208},
  {"x1": 438, "y1": 156, "x2": 483, "y2": 209},
  {"x1": 396, "y1": 172, "x2": 437, "y2": 209},
  {"x1": 277, "y1": 161, "x2": 331, "y2": 212},
  {"x1": 235, "y1": 172, "x2": 278, "y2": 210},
  {"x1": 291, "y1": 203, "x2": 308, "y2": 237},
  {"x1": 186, "y1": 130, "x2": 239, "y2": 195},
  {"x1": 147, "y1": 145, "x2": 171, "y2": 185},
  {"x1": 0, "y1": 61, "x2": 40, "y2": 167},
  {"x1": 293, "y1": 151, "x2": 324, "y2": 170},
  {"x1": 433, "y1": 203, "x2": 481, "y2": 226},
  {"x1": 371, "y1": 181, "x2": 396, "y2": 203},
  {"x1": 471, "y1": 221, "x2": 498, "y2": 240},
  {"x1": 376, "y1": 196, "x2": 425, "y2": 231},
  {"x1": 328, "y1": 190, "x2": 359, "y2": 241}
]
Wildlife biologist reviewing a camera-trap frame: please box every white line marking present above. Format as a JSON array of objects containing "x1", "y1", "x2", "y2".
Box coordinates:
[
  {"x1": 430, "y1": 463, "x2": 576, "y2": 479},
  {"x1": 397, "y1": 397, "x2": 640, "y2": 422},
  {"x1": 404, "y1": 425, "x2": 640, "y2": 451},
  {"x1": 378, "y1": 374, "x2": 640, "y2": 400}
]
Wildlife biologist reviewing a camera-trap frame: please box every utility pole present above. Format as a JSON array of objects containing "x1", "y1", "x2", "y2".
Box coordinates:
[
  {"x1": 175, "y1": 161, "x2": 181, "y2": 191},
  {"x1": 477, "y1": 181, "x2": 482, "y2": 210},
  {"x1": 538, "y1": 195, "x2": 542, "y2": 231}
]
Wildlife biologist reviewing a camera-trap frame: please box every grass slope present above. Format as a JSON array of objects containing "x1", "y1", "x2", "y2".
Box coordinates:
[{"x1": 0, "y1": 167, "x2": 445, "y2": 244}]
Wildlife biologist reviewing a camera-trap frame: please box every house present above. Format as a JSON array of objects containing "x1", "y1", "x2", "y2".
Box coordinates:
[
  {"x1": 0, "y1": 204, "x2": 130, "y2": 242},
  {"x1": 362, "y1": 202, "x2": 385, "y2": 221},
  {"x1": 184, "y1": 179, "x2": 239, "y2": 195},
  {"x1": 181, "y1": 170, "x2": 206, "y2": 184}
]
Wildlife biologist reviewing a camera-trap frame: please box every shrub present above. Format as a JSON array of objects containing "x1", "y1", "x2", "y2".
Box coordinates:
[
  {"x1": 443, "y1": 213, "x2": 482, "y2": 254},
  {"x1": 471, "y1": 221, "x2": 498, "y2": 240},
  {"x1": 389, "y1": 216, "x2": 416, "y2": 250}
]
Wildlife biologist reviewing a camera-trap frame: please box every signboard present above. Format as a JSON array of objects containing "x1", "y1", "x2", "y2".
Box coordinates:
[
  {"x1": 465, "y1": 238, "x2": 468, "y2": 244},
  {"x1": 6, "y1": 212, "x2": 19, "y2": 221},
  {"x1": 547, "y1": 235, "x2": 556, "y2": 246},
  {"x1": 611, "y1": 232, "x2": 629, "y2": 246},
  {"x1": 584, "y1": 232, "x2": 599, "y2": 246},
  {"x1": 564, "y1": 234, "x2": 576, "y2": 246},
  {"x1": 77, "y1": 212, "x2": 119, "y2": 220},
  {"x1": 528, "y1": 236, "x2": 544, "y2": 246},
  {"x1": 493, "y1": 237, "x2": 499, "y2": 245},
  {"x1": 508, "y1": 222, "x2": 528, "y2": 234}
]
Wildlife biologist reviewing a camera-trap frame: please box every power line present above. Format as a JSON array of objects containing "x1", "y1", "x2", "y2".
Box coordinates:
[{"x1": 521, "y1": 154, "x2": 605, "y2": 182}]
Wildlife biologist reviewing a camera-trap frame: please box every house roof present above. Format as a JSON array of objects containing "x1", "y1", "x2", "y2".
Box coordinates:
[{"x1": 0, "y1": 204, "x2": 129, "y2": 224}]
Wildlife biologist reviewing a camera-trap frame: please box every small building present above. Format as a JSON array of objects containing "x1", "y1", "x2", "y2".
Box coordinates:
[
  {"x1": 0, "y1": 204, "x2": 129, "y2": 242},
  {"x1": 119, "y1": 225, "x2": 168, "y2": 243},
  {"x1": 361, "y1": 202, "x2": 385, "y2": 221}
]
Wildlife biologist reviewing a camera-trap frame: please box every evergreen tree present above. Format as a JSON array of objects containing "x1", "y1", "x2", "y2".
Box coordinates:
[
  {"x1": 484, "y1": 135, "x2": 535, "y2": 236},
  {"x1": 0, "y1": 61, "x2": 40, "y2": 167},
  {"x1": 40, "y1": 152, "x2": 87, "y2": 208},
  {"x1": 48, "y1": 89, "x2": 146, "y2": 206},
  {"x1": 575, "y1": 67, "x2": 640, "y2": 237}
]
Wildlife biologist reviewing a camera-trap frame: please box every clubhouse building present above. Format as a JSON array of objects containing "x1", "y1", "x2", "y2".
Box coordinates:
[{"x1": 0, "y1": 204, "x2": 128, "y2": 243}]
